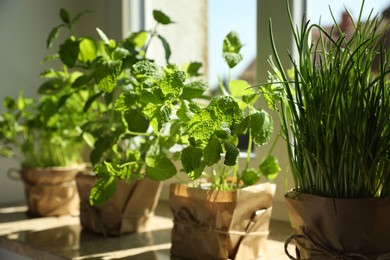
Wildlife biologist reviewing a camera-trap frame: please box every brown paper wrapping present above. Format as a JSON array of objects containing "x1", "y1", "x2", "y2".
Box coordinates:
[
  {"x1": 19, "y1": 165, "x2": 84, "y2": 217},
  {"x1": 285, "y1": 191, "x2": 390, "y2": 260},
  {"x1": 76, "y1": 173, "x2": 162, "y2": 236},
  {"x1": 169, "y1": 182, "x2": 276, "y2": 260}
]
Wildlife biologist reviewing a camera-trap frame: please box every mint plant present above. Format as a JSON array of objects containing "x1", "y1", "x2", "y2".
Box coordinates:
[{"x1": 179, "y1": 31, "x2": 281, "y2": 190}]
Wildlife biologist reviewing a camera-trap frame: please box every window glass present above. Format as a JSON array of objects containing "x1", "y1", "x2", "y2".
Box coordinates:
[{"x1": 208, "y1": 0, "x2": 257, "y2": 88}]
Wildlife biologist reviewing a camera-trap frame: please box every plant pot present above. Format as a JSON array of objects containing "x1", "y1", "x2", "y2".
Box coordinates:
[
  {"x1": 76, "y1": 173, "x2": 162, "y2": 236},
  {"x1": 169, "y1": 182, "x2": 276, "y2": 260},
  {"x1": 11, "y1": 165, "x2": 84, "y2": 217},
  {"x1": 284, "y1": 191, "x2": 390, "y2": 259}
]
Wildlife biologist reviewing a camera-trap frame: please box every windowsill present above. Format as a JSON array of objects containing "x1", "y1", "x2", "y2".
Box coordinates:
[{"x1": 0, "y1": 201, "x2": 293, "y2": 259}]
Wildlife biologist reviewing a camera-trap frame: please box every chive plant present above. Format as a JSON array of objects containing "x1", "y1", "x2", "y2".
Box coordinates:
[{"x1": 267, "y1": 1, "x2": 390, "y2": 198}]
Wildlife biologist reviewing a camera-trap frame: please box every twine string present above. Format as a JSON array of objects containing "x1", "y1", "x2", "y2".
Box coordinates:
[{"x1": 284, "y1": 232, "x2": 390, "y2": 260}]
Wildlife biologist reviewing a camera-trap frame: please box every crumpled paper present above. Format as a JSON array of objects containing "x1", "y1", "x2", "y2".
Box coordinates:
[
  {"x1": 76, "y1": 173, "x2": 162, "y2": 236},
  {"x1": 18, "y1": 165, "x2": 84, "y2": 217},
  {"x1": 169, "y1": 182, "x2": 276, "y2": 260},
  {"x1": 285, "y1": 191, "x2": 390, "y2": 260}
]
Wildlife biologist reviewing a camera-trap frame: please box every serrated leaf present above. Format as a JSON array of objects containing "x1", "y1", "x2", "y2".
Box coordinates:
[
  {"x1": 145, "y1": 156, "x2": 176, "y2": 180},
  {"x1": 259, "y1": 155, "x2": 281, "y2": 181},
  {"x1": 223, "y1": 53, "x2": 243, "y2": 69},
  {"x1": 228, "y1": 80, "x2": 254, "y2": 97},
  {"x1": 160, "y1": 67, "x2": 186, "y2": 97},
  {"x1": 222, "y1": 31, "x2": 244, "y2": 69},
  {"x1": 181, "y1": 146, "x2": 203, "y2": 173},
  {"x1": 115, "y1": 92, "x2": 138, "y2": 112},
  {"x1": 223, "y1": 141, "x2": 239, "y2": 166},
  {"x1": 59, "y1": 38, "x2": 80, "y2": 67},
  {"x1": 241, "y1": 168, "x2": 260, "y2": 186},
  {"x1": 124, "y1": 108, "x2": 149, "y2": 133},
  {"x1": 132, "y1": 60, "x2": 163, "y2": 81},
  {"x1": 153, "y1": 10, "x2": 174, "y2": 25},
  {"x1": 95, "y1": 60, "x2": 122, "y2": 93},
  {"x1": 203, "y1": 135, "x2": 222, "y2": 166},
  {"x1": 177, "y1": 101, "x2": 193, "y2": 122},
  {"x1": 60, "y1": 8, "x2": 71, "y2": 24},
  {"x1": 157, "y1": 35, "x2": 171, "y2": 63},
  {"x1": 181, "y1": 80, "x2": 208, "y2": 100},
  {"x1": 251, "y1": 111, "x2": 273, "y2": 146},
  {"x1": 208, "y1": 96, "x2": 241, "y2": 125}
]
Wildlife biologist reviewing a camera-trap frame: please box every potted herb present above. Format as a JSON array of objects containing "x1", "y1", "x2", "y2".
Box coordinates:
[
  {"x1": 48, "y1": 9, "x2": 185, "y2": 235},
  {"x1": 267, "y1": 1, "x2": 390, "y2": 258},
  {"x1": 0, "y1": 87, "x2": 87, "y2": 217},
  {"x1": 166, "y1": 31, "x2": 281, "y2": 260}
]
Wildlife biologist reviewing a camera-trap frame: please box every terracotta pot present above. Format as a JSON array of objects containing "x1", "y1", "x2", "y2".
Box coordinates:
[
  {"x1": 76, "y1": 173, "x2": 162, "y2": 236},
  {"x1": 12, "y1": 165, "x2": 85, "y2": 217},
  {"x1": 285, "y1": 191, "x2": 390, "y2": 259},
  {"x1": 169, "y1": 182, "x2": 276, "y2": 260}
]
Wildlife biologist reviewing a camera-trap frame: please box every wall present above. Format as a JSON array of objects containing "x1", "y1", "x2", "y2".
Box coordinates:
[{"x1": 0, "y1": 0, "x2": 123, "y2": 204}]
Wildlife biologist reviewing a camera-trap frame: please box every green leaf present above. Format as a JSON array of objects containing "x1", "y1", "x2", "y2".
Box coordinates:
[
  {"x1": 203, "y1": 135, "x2": 222, "y2": 166},
  {"x1": 222, "y1": 31, "x2": 243, "y2": 68},
  {"x1": 223, "y1": 141, "x2": 239, "y2": 166},
  {"x1": 181, "y1": 80, "x2": 208, "y2": 100},
  {"x1": 113, "y1": 47, "x2": 130, "y2": 60},
  {"x1": 59, "y1": 38, "x2": 80, "y2": 67},
  {"x1": 177, "y1": 101, "x2": 193, "y2": 122},
  {"x1": 187, "y1": 162, "x2": 206, "y2": 180},
  {"x1": 96, "y1": 27, "x2": 110, "y2": 44},
  {"x1": 126, "y1": 31, "x2": 148, "y2": 48},
  {"x1": 90, "y1": 138, "x2": 111, "y2": 165},
  {"x1": 60, "y1": 8, "x2": 71, "y2": 25},
  {"x1": 181, "y1": 146, "x2": 203, "y2": 173},
  {"x1": 89, "y1": 165, "x2": 116, "y2": 205},
  {"x1": 241, "y1": 168, "x2": 260, "y2": 186},
  {"x1": 157, "y1": 35, "x2": 171, "y2": 63},
  {"x1": 95, "y1": 60, "x2": 122, "y2": 93},
  {"x1": 124, "y1": 108, "x2": 149, "y2": 133},
  {"x1": 250, "y1": 111, "x2": 273, "y2": 146},
  {"x1": 228, "y1": 80, "x2": 254, "y2": 97},
  {"x1": 132, "y1": 60, "x2": 163, "y2": 81},
  {"x1": 185, "y1": 62, "x2": 202, "y2": 77},
  {"x1": 153, "y1": 10, "x2": 174, "y2": 25},
  {"x1": 78, "y1": 37, "x2": 97, "y2": 64},
  {"x1": 83, "y1": 91, "x2": 103, "y2": 112},
  {"x1": 259, "y1": 155, "x2": 281, "y2": 181},
  {"x1": 139, "y1": 89, "x2": 163, "y2": 105},
  {"x1": 115, "y1": 92, "x2": 138, "y2": 112},
  {"x1": 145, "y1": 156, "x2": 176, "y2": 180},
  {"x1": 46, "y1": 25, "x2": 64, "y2": 49},
  {"x1": 160, "y1": 66, "x2": 186, "y2": 97},
  {"x1": 72, "y1": 74, "x2": 92, "y2": 89},
  {"x1": 38, "y1": 78, "x2": 66, "y2": 94},
  {"x1": 208, "y1": 96, "x2": 241, "y2": 125}
]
